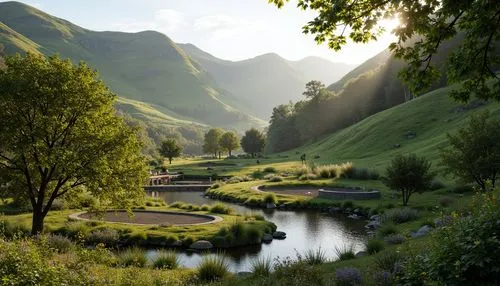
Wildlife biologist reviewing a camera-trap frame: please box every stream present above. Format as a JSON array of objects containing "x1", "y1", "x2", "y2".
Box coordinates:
[{"x1": 146, "y1": 191, "x2": 368, "y2": 272}]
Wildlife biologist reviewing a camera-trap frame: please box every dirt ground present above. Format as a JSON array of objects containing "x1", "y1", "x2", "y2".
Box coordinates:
[{"x1": 79, "y1": 211, "x2": 214, "y2": 225}]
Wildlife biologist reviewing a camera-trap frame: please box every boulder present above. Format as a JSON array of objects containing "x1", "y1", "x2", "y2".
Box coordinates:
[
  {"x1": 272, "y1": 231, "x2": 287, "y2": 239},
  {"x1": 262, "y1": 233, "x2": 273, "y2": 242},
  {"x1": 365, "y1": 220, "x2": 381, "y2": 229},
  {"x1": 266, "y1": 203, "x2": 276, "y2": 209},
  {"x1": 278, "y1": 204, "x2": 286, "y2": 210},
  {"x1": 172, "y1": 240, "x2": 183, "y2": 247},
  {"x1": 370, "y1": 215, "x2": 381, "y2": 221},
  {"x1": 355, "y1": 251, "x2": 367, "y2": 258},
  {"x1": 411, "y1": 225, "x2": 433, "y2": 238},
  {"x1": 190, "y1": 240, "x2": 213, "y2": 250},
  {"x1": 348, "y1": 214, "x2": 361, "y2": 219}
]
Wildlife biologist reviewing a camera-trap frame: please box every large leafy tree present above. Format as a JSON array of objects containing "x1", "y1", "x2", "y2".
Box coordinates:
[
  {"x1": 241, "y1": 128, "x2": 266, "y2": 158},
  {"x1": 440, "y1": 111, "x2": 500, "y2": 191},
  {"x1": 203, "y1": 128, "x2": 223, "y2": 158},
  {"x1": 269, "y1": 0, "x2": 500, "y2": 101},
  {"x1": 0, "y1": 53, "x2": 148, "y2": 234},
  {"x1": 384, "y1": 154, "x2": 435, "y2": 206},
  {"x1": 159, "y1": 139, "x2": 183, "y2": 164},
  {"x1": 302, "y1": 80, "x2": 325, "y2": 98},
  {"x1": 219, "y1": 131, "x2": 240, "y2": 157}
]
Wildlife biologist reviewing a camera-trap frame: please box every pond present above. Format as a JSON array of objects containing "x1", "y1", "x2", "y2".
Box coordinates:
[{"x1": 146, "y1": 191, "x2": 368, "y2": 272}]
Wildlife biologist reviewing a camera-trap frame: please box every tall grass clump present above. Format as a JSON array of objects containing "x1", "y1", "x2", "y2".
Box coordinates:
[
  {"x1": 263, "y1": 193, "x2": 277, "y2": 204},
  {"x1": 334, "y1": 245, "x2": 355, "y2": 261},
  {"x1": 250, "y1": 256, "x2": 272, "y2": 277},
  {"x1": 382, "y1": 208, "x2": 419, "y2": 224},
  {"x1": 313, "y1": 164, "x2": 337, "y2": 178},
  {"x1": 197, "y1": 253, "x2": 230, "y2": 282},
  {"x1": 45, "y1": 234, "x2": 74, "y2": 253},
  {"x1": 210, "y1": 203, "x2": 234, "y2": 214},
  {"x1": 377, "y1": 223, "x2": 399, "y2": 237},
  {"x1": 86, "y1": 228, "x2": 119, "y2": 246},
  {"x1": 366, "y1": 238, "x2": 385, "y2": 254},
  {"x1": 264, "y1": 174, "x2": 283, "y2": 182},
  {"x1": 152, "y1": 250, "x2": 179, "y2": 269},
  {"x1": 304, "y1": 248, "x2": 328, "y2": 265},
  {"x1": 295, "y1": 166, "x2": 311, "y2": 177},
  {"x1": 263, "y1": 167, "x2": 277, "y2": 173},
  {"x1": 119, "y1": 247, "x2": 148, "y2": 267},
  {"x1": 298, "y1": 173, "x2": 317, "y2": 181}
]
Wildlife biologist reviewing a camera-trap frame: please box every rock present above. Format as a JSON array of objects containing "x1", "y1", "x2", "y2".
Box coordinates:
[
  {"x1": 272, "y1": 231, "x2": 287, "y2": 239},
  {"x1": 190, "y1": 240, "x2": 213, "y2": 250},
  {"x1": 365, "y1": 220, "x2": 381, "y2": 229},
  {"x1": 355, "y1": 251, "x2": 367, "y2": 258},
  {"x1": 266, "y1": 203, "x2": 276, "y2": 209},
  {"x1": 278, "y1": 204, "x2": 286, "y2": 210},
  {"x1": 393, "y1": 144, "x2": 401, "y2": 148},
  {"x1": 370, "y1": 215, "x2": 381, "y2": 221},
  {"x1": 262, "y1": 233, "x2": 273, "y2": 242},
  {"x1": 331, "y1": 207, "x2": 342, "y2": 213},
  {"x1": 348, "y1": 214, "x2": 361, "y2": 219},
  {"x1": 344, "y1": 208, "x2": 352, "y2": 214},
  {"x1": 172, "y1": 240, "x2": 182, "y2": 247},
  {"x1": 353, "y1": 208, "x2": 360, "y2": 214},
  {"x1": 411, "y1": 225, "x2": 433, "y2": 238}
]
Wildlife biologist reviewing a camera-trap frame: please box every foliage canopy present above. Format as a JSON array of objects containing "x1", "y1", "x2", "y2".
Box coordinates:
[
  {"x1": 0, "y1": 53, "x2": 148, "y2": 234},
  {"x1": 383, "y1": 153, "x2": 435, "y2": 206},
  {"x1": 240, "y1": 128, "x2": 266, "y2": 157},
  {"x1": 440, "y1": 111, "x2": 500, "y2": 191},
  {"x1": 159, "y1": 139, "x2": 183, "y2": 164},
  {"x1": 269, "y1": 0, "x2": 500, "y2": 101},
  {"x1": 203, "y1": 128, "x2": 223, "y2": 158},
  {"x1": 219, "y1": 131, "x2": 240, "y2": 157}
]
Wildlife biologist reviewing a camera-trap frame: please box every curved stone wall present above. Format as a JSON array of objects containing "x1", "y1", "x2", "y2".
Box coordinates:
[{"x1": 318, "y1": 188, "x2": 381, "y2": 200}]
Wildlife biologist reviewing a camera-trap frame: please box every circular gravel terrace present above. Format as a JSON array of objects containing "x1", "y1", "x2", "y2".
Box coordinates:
[
  {"x1": 254, "y1": 185, "x2": 380, "y2": 200},
  {"x1": 70, "y1": 210, "x2": 223, "y2": 226}
]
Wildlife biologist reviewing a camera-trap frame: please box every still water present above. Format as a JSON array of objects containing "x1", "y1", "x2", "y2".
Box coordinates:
[{"x1": 146, "y1": 191, "x2": 368, "y2": 272}]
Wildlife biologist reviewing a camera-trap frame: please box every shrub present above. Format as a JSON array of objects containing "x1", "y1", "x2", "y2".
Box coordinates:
[
  {"x1": 295, "y1": 166, "x2": 310, "y2": 177},
  {"x1": 430, "y1": 180, "x2": 446, "y2": 190},
  {"x1": 253, "y1": 214, "x2": 265, "y2": 221},
  {"x1": 251, "y1": 170, "x2": 265, "y2": 179},
  {"x1": 45, "y1": 234, "x2": 74, "y2": 253},
  {"x1": 87, "y1": 229, "x2": 119, "y2": 246},
  {"x1": 263, "y1": 193, "x2": 277, "y2": 204},
  {"x1": 366, "y1": 238, "x2": 385, "y2": 254},
  {"x1": 263, "y1": 167, "x2": 277, "y2": 173},
  {"x1": 119, "y1": 247, "x2": 148, "y2": 267},
  {"x1": 169, "y1": 201, "x2": 185, "y2": 208},
  {"x1": 383, "y1": 154, "x2": 435, "y2": 206},
  {"x1": 62, "y1": 221, "x2": 89, "y2": 238},
  {"x1": 342, "y1": 200, "x2": 354, "y2": 209},
  {"x1": 334, "y1": 245, "x2": 355, "y2": 261},
  {"x1": 197, "y1": 253, "x2": 229, "y2": 282},
  {"x1": 152, "y1": 250, "x2": 179, "y2": 269},
  {"x1": 0, "y1": 220, "x2": 30, "y2": 238},
  {"x1": 418, "y1": 191, "x2": 500, "y2": 284},
  {"x1": 438, "y1": 196, "x2": 454, "y2": 207},
  {"x1": 378, "y1": 223, "x2": 399, "y2": 237},
  {"x1": 298, "y1": 173, "x2": 317, "y2": 181},
  {"x1": 384, "y1": 234, "x2": 405, "y2": 245},
  {"x1": 182, "y1": 236, "x2": 195, "y2": 247},
  {"x1": 335, "y1": 267, "x2": 362, "y2": 286},
  {"x1": 273, "y1": 257, "x2": 324, "y2": 286},
  {"x1": 200, "y1": 204, "x2": 210, "y2": 211},
  {"x1": 382, "y1": 208, "x2": 419, "y2": 224},
  {"x1": 375, "y1": 251, "x2": 404, "y2": 275},
  {"x1": 266, "y1": 174, "x2": 284, "y2": 182},
  {"x1": 246, "y1": 225, "x2": 263, "y2": 244},
  {"x1": 304, "y1": 248, "x2": 328, "y2": 265},
  {"x1": 313, "y1": 164, "x2": 337, "y2": 178},
  {"x1": 210, "y1": 203, "x2": 234, "y2": 214},
  {"x1": 229, "y1": 220, "x2": 245, "y2": 239},
  {"x1": 372, "y1": 271, "x2": 395, "y2": 286},
  {"x1": 251, "y1": 256, "x2": 272, "y2": 277}
]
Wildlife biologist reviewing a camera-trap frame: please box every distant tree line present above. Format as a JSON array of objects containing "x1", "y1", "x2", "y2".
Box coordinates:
[
  {"x1": 202, "y1": 127, "x2": 265, "y2": 158},
  {"x1": 266, "y1": 75, "x2": 406, "y2": 153}
]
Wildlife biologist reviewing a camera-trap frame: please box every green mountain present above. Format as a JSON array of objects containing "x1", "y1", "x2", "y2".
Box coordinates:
[
  {"x1": 179, "y1": 43, "x2": 354, "y2": 119},
  {"x1": 0, "y1": 1, "x2": 265, "y2": 133},
  {"x1": 279, "y1": 84, "x2": 500, "y2": 170}
]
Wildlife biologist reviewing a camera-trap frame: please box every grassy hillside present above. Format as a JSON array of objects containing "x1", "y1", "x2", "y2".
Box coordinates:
[
  {"x1": 180, "y1": 43, "x2": 353, "y2": 119},
  {"x1": 280, "y1": 84, "x2": 500, "y2": 172},
  {"x1": 0, "y1": 1, "x2": 265, "y2": 131}
]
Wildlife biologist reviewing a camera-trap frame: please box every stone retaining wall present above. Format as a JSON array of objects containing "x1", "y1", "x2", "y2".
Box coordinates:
[{"x1": 318, "y1": 188, "x2": 381, "y2": 200}]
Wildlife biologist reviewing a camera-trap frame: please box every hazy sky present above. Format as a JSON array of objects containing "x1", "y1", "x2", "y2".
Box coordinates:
[{"x1": 4, "y1": 0, "x2": 397, "y2": 64}]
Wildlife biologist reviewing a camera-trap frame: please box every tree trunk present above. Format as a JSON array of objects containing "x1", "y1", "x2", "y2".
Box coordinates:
[
  {"x1": 31, "y1": 207, "x2": 45, "y2": 235},
  {"x1": 169, "y1": 157, "x2": 172, "y2": 164},
  {"x1": 228, "y1": 150, "x2": 232, "y2": 157},
  {"x1": 218, "y1": 152, "x2": 221, "y2": 159}
]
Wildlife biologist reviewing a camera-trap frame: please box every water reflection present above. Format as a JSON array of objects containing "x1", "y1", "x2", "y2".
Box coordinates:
[{"x1": 146, "y1": 191, "x2": 368, "y2": 272}]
